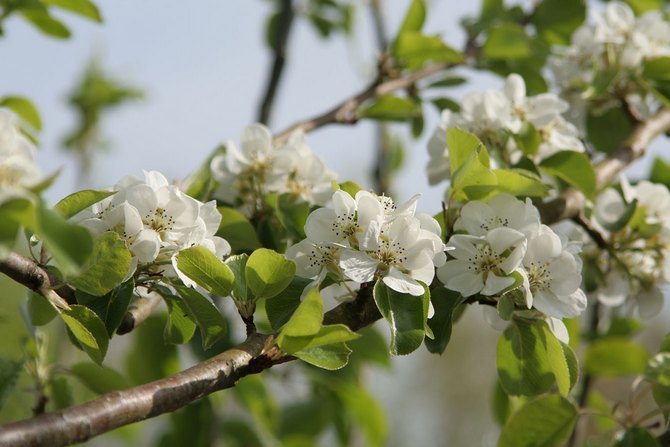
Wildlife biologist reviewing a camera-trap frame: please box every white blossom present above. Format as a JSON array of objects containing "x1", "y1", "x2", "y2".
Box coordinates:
[{"x1": 0, "y1": 110, "x2": 41, "y2": 201}]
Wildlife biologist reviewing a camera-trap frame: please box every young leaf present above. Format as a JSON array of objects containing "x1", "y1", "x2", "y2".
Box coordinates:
[
  {"x1": 540, "y1": 151, "x2": 596, "y2": 199},
  {"x1": 174, "y1": 286, "x2": 227, "y2": 350},
  {"x1": 20, "y1": 8, "x2": 71, "y2": 39},
  {"x1": 498, "y1": 395, "x2": 578, "y2": 447},
  {"x1": 612, "y1": 427, "x2": 661, "y2": 447},
  {"x1": 357, "y1": 95, "x2": 421, "y2": 122},
  {"x1": 277, "y1": 287, "x2": 323, "y2": 343},
  {"x1": 266, "y1": 277, "x2": 311, "y2": 331},
  {"x1": 482, "y1": 23, "x2": 532, "y2": 59},
  {"x1": 37, "y1": 204, "x2": 94, "y2": 275},
  {"x1": 373, "y1": 281, "x2": 426, "y2": 356},
  {"x1": 280, "y1": 324, "x2": 360, "y2": 355},
  {"x1": 397, "y1": 0, "x2": 425, "y2": 35},
  {"x1": 245, "y1": 248, "x2": 296, "y2": 300},
  {"x1": 0, "y1": 356, "x2": 24, "y2": 411},
  {"x1": 42, "y1": 0, "x2": 102, "y2": 23},
  {"x1": 61, "y1": 305, "x2": 109, "y2": 364},
  {"x1": 494, "y1": 169, "x2": 550, "y2": 197},
  {"x1": 275, "y1": 193, "x2": 310, "y2": 239},
  {"x1": 225, "y1": 254, "x2": 249, "y2": 302},
  {"x1": 216, "y1": 207, "x2": 262, "y2": 252},
  {"x1": 54, "y1": 190, "x2": 115, "y2": 219},
  {"x1": 0, "y1": 96, "x2": 42, "y2": 131},
  {"x1": 294, "y1": 343, "x2": 352, "y2": 370},
  {"x1": 393, "y1": 32, "x2": 463, "y2": 69},
  {"x1": 175, "y1": 245, "x2": 235, "y2": 297},
  {"x1": 584, "y1": 337, "x2": 650, "y2": 377},
  {"x1": 68, "y1": 231, "x2": 132, "y2": 296},
  {"x1": 162, "y1": 294, "x2": 197, "y2": 345},
  {"x1": 28, "y1": 292, "x2": 58, "y2": 326},
  {"x1": 424, "y1": 288, "x2": 466, "y2": 354},
  {"x1": 447, "y1": 128, "x2": 485, "y2": 175}
]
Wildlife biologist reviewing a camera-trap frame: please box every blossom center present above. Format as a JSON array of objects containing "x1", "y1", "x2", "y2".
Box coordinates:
[{"x1": 526, "y1": 260, "x2": 552, "y2": 293}]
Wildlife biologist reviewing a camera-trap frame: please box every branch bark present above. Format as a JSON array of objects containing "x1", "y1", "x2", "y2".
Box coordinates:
[
  {"x1": 540, "y1": 108, "x2": 670, "y2": 224},
  {"x1": 257, "y1": 0, "x2": 294, "y2": 125},
  {"x1": 274, "y1": 61, "x2": 452, "y2": 144},
  {"x1": 0, "y1": 289, "x2": 381, "y2": 447}
]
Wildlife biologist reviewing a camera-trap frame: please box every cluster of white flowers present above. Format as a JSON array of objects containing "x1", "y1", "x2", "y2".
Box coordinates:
[
  {"x1": 286, "y1": 190, "x2": 446, "y2": 297},
  {"x1": 550, "y1": 2, "x2": 670, "y2": 127},
  {"x1": 0, "y1": 110, "x2": 42, "y2": 202},
  {"x1": 211, "y1": 124, "x2": 336, "y2": 217},
  {"x1": 427, "y1": 74, "x2": 584, "y2": 185},
  {"x1": 77, "y1": 170, "x2": 230, "y2": 280},
  {"x1": 438, "y1": 194, "x2": 586, "y2": 321},
  {"x1": 591, "y1": 176, "x2": 670, "y2": 317}
]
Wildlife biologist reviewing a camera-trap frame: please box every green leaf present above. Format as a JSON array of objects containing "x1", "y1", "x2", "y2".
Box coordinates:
[
  {"x1": 540, "y1": 151, "x2": 596, "y2": 199},
  {"x1": 37, "y1": 204, "x2": 94, "y2": 275},
  {"x1": 294, "y1": 343, "x2": 352, "y2": 370},
  {"x1": 266, "y1": 277, "x2": 311, "y2": 331},
  {"x1": 562, "y1": 342, "x2": 580, "y2": 392},
  {"x1": 245, "y1": 248, "x2": 296, "y2": 300},
  {"x1": 277, "y1": 287, "x2": 323, "y2": 343},
  {"x1": 336, "y1": 383, "x2": 387, "y2": 447},
  {"x1": 234, "y1": 375, "x2": 278, "y2": 432},
  {"x1": 175, "y1": 245, "x2": 235, "y2": 297},
  {"x1": 20, "y1": 8, "x2": 71, "y2": 38},
  {"x1": 357, "y1": 95, "x2": 421, "y2": 122},
  {"x1": 497, "y1": 295, "x2": 515, "y2": 321},
  {"x1": 482, "y1": 23, "x2": 532, "y2": 60},
  {"x1": 424, "y1": 288, "x2": 466, "y2": 354},
  {"x1": 451, "y1": 146, "x2": 498, "y2": 202},
  {"x1": 496, "y1": 319, "x2": 566, "y2": 396},
  {"x1": 651, "y1": 157, "x2": 670, "y2": 189},
  {"x1": 447, "y1": 128, "x2": 485, "y2": 175},
  {"x1": 373, "y1": 281, "x2": 426, "y2": 356},
  {"x1": 586, "y1": 106, "x2": 633, "y2": 154},
  {"x1": 224, "y1": 254, "x2": 249, "y2": 302},
  {"x1": 513, "y1": 122, "x2": 541, "y2": 156},
  {"x1": 613, "y1": 427, "x2": 661, "y2": 447},
  {"x1": 494, "y1": 169, "x2": 550, "y2": 197},
  {"x1": 338, "y1": 181, "x2": 362, "y2": 197},
  {"x1": 531, "y1": 0, "x2": 585, "y2": 45},
  {"x1": 0, "y1": 96, "x2": 42, "y2": 131},
  {"x1": 69, "y1": 231, "x2": 132, "y2": 296},
  {"x1": 430, "y1": 97, "x2": 460, "y2": 112},
  {"x1": 643, "y1": 56, "x2": 670, "y2": 81},
  {"x1": 28, "y1": 292, "x2": 58, "y2": 326},
  {"x1": 276, "y1": 193, "x2": 310, "y2": 239},
  {"x1": 42, "y1": 0, "x2": 102, "y2": 22},
  {"x1": 0, "y1": 356, "x2": 23, "y2": 411},
  {"x1": 163, "y1": 294, "x2": 197, "y2": 344},
  {"x1": 216, "y1": 207, "x2": 262, "y2": 252},
  {"x1": 49, "y1": 376, "x2": 73, "y2": 410},
  {"x1": 174, "y1": 286, "x2": 227, "y2": 350},
  {"x1": 645, "y1": 352, "x2": 670, "y2": 387},
  {"x1": 498, "y1": 395, "x2": 578, "y2": 447},
  {"x1": 596, "y1": 198, "x2": 638, "y2": 232},
  {"x1": 125, "y1": 316, "x2": 178, "y2": 385},
  {"x1": 280, "y1": 324, "x2": 360, "y2": 355},
  {"x1": 61, "y1": 305, "x2": 109, "y2": 364},
  {"x1": 101, "y1": 279, "x2": 135, "y2": 337},
  {"x1": 397, "y1": 0, "x2": 425, "y2": 34},
  {"x1": 428, "y1": 76, "x2": 467, "y2": 88},
  {"x1": 585, "y1": 337, "x2": 650, "y2": 377},
  {"x1": 70, "y1": 362, "x2": 128, "y2": 394},
  {"x1": 394, "y1": 32, "x2": 463, "y2": 69},
  {"x1": 0, "y1": 198, "x2": 35, "y2": 256},
  {"x1": 54, "y1": 189, "x2": 114, "y2": 219}
]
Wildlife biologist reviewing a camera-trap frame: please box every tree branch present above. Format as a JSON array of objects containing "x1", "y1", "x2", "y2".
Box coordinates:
[
  {"x1": 274, "y1": 61, "x2": 452, "y2": 144},
  {"x1": 115, "y1": 293, "x2": 162, "y2": 335},
  {"x1": 540, "y1": 108, "x2": 670, "y2": 224},
  {"x1": 257, "y1": 0, "x2": 295, "y2": 125},
  {"x1": 0, "y1": 288, "x2": 382, "y2": 447}
]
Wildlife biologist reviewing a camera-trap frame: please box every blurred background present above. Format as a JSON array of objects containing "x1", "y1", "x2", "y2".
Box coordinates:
[{"x1": 1, "y1": 0, "x2": 669, "y2": 445}]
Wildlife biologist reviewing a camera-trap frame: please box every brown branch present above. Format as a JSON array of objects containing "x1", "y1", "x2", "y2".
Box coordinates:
[
  {"x1": 540, "y1": 108, "x2": 670, "y2": 224},
  {"x1": 257, "y1": 0, "x2": 295, "y2": 125},
  {"x1": 115, "y1": 294, "x2": 162, "y2": 335},
  {"x1": 0, "y1": 288, "x2": 382, "y2": 447},
  {"x1": 0, "y1": 253, "x2": 74, "y2": 307},
  {"x1": 274, "y1": 61, "x2": 453, "y2": 144}
]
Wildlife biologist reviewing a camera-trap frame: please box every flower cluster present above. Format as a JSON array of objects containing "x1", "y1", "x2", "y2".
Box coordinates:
[
  {"x1": 427, "y1": 74, "x2": 584, "y2": 185},
  {"x1": 549, "y1": 2, "x2": 670, "y2": 128},
  {"x1": 286, "y1": 190, "x2": 446, "y2": 297},
  {"x1": 590, "y1": 176, "x2": 670, "y2": 317},
  {"x1": 0, "y1": 110, "x2": 41, "y2": 202},
  {"x1": 211, "y1": 124, "x2": 336, "y2": 217},
  {"x1": 438, "y1": 194, "x2": 586, "y2": 320},
  {"x1": 77, "y1": 170, "x2": 230, "y2": 280}
]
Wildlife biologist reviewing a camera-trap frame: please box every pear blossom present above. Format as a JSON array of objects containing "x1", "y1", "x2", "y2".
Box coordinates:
[
  {"x1": 286, "y1": 189, "x2": 446, "y2": 297},
  {"x1": 211, "y1": 124, "x2": 336, "y2": 216},
  {"x1": 454, "y1": 193, "x2": 541, "y2": 238},
  {"x1": 0, "y1": 110, "x2": 41, "y2": 201},
  {"x1": 426, "y1": 74, "x2": 584, "y2": 185},
  {"x1": 76, "y1": 170, "x2": 230, "y2": 280},
  {"x1": 519, "y1": 225, "x2": 587, "y2": 317}
]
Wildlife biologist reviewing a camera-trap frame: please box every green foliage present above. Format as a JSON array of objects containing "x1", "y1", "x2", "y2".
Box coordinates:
[
  {"x1": 0, "y1": 96, "x2": 42, "y2": 135},
  {"x1": 245, "y1": 248, "x2": 296, "y2": 300},
  {"x1": 216, "y1": 207, "x2": 262, "y2": 252},
  {"x1": 37, "y1": 203, "x2": 94, "y2": 275},
  {"x1": 174, "y1": 286, "x2": 227, "y2": 350},
  {"x1": 372, "y1": 280, "x2": 429, "y2": 356},
  {"x1": 586, "y1": 106, "x2": 633, "y2": 153},
  {"x1": 613, "y1": 427, "x2": 661, "y2": 447},
  {"x1": 650, "y1": 157, "x2": 670, "y2": 189},
  {"x1": 42, "y1": 0, "x2": 101, "y2": 22},
  {"x1": 162, "y1": 294, "x2": 197, "y2": 345},
  {"x1": 0, "y1": 356, "x2": 23, "y2": 411},
  {"x1": 125, "y1": 315, "x2": 178, "y2": 385},
  {"x1": 61, "y1": 305, "x2": 109, "y2": 364},
  {"x1": 274, "y1": 193, "x2": 310, "y2": 239},
  {"x1": 498, "y1": 395, "x2": 578, "y2": 447},
  {"x1": 75, "y1": 279, "x2": 134, "y2": 337},
  {"x1": 496, "y1": 319, "x2": 572, "y2": 396},
  {"x1": 539, "y1": 151, "x2": 596, "y2": 199},
  {"x1": 28, "y1": 292, "x2": 58, "y2": 326},
  {"x1": 584, "y1": 337, "x2": 650, "y2": 377},
  {"x1": 175, "y1": 245, "x2": 235, "y2": 297},
  {"x1": 358, "y1": 95, "x2": 422, "y2": 122},
  {"x1": 483, "y1": 23, "x2": 532, "y2": 60},
  {"x1": 54, "y1": 189, "x2": 115, "y2": 219},
  {"x1": 69, "y1": 362, "x2": 128, "y2": 394},
  {"x1": 69, "y1": 231, "x2": 132, "y2": 296},
  {"x1": 424, "y1": 288, "x2": 466, "y2": 354},
  {"x1": 393, "y1": 32, "x2": 463, "y2": 69},
  {"x1": 265, "y1": 277, "x2": 311, "y2": 331},
  {"x1": 396, "y1": 0, "x2": 425, "y2": 35},
  {"x1": 531, "y1": 0, "x2": 585, "y2": 45}
]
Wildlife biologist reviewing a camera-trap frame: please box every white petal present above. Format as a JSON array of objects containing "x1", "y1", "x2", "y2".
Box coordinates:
[
  {"x1": 383, "y1": 267, "x2": 425, "y2": 296},
  {"x1": 339, "y1": 250, "x2": 378, "y2": 283}
]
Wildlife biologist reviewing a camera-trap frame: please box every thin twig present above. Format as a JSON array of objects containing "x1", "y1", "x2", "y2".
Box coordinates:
[
  {"x1": 116, "y1": 294, "x2": 162, "y2": 335},
  {"x1": 257, "y1": 0, "x2": 295, "y2": 125}
]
